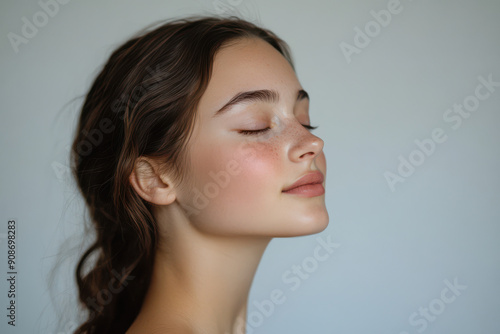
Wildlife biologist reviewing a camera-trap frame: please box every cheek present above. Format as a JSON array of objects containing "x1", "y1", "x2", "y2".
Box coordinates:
[
  {"x1": 187, "y1": 139, "x2": 282, "y2": 221},
  {"x1": 227, "y1": 141, "x2": 281, "y2": 195}
]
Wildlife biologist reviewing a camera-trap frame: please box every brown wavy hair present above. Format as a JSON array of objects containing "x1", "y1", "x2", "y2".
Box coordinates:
[{"x1": 70, "y1": 15, "x2": 294, "y2": 333}]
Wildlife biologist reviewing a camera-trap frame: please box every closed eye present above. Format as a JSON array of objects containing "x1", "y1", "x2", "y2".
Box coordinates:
[
  {"x1": 302, "y1": 124, "x2": 318, "y2": 131},
  {"x1": 238, "y1": 127, "x2": 271, "y2": 135},
  {"x1": 238, "y1": 124, "x2": 318, "y2": 136}
]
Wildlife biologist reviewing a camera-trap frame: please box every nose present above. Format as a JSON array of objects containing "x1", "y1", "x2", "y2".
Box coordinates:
[{"x1": 288, "y1": 123, "x2": 324, "y2": 162}]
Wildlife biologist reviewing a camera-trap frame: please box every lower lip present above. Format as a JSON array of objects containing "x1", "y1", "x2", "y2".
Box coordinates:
[{"x1": 282, "y1": 183, "x2": 325, "y2": 197}]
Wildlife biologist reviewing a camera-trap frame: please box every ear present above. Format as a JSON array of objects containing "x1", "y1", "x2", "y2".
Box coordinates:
[{"x1": 129, "y1": 157, "x2": 176, "y2": 205}]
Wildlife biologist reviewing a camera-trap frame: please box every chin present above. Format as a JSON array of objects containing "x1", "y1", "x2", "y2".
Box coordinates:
[{"x1": 273, "y1": 209, "x2": 330, "y2": 237}]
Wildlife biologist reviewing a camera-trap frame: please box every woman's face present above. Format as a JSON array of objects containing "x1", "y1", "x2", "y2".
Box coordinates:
[{"x1": 175, "y1": 37, "x2": 328, "y2": 237}]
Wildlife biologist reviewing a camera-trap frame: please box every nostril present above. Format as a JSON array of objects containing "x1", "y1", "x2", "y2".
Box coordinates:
[{"x1": 299, "y1": 151, "x2": 316, "y2": 159}]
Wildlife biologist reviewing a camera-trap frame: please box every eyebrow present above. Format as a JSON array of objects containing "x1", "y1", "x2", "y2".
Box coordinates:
[{"x1": 212, "y1": 89, "x2": 309, "y2": 118}]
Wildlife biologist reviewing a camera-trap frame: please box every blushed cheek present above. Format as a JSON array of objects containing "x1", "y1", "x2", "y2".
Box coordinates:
[
  {"x1": 191, "y1": 140, "x2": 281, "y2": 216},
  {"x1": 223, "y1": 141, "x2": 280, "y2": 200}
]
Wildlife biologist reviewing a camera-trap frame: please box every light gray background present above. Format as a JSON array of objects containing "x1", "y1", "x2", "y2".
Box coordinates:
[{"x1": 1, "y1": 0, "x2": 499, "y2": 333}]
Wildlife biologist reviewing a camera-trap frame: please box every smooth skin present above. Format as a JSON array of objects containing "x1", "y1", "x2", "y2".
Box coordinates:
[{"x1": 127, "y1": 37, "x2": 328, "y2": 334}]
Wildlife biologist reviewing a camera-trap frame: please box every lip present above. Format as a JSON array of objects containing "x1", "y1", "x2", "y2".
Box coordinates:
[{"x1": 282, "y1": 171, "x2": 325, "y2": 197}]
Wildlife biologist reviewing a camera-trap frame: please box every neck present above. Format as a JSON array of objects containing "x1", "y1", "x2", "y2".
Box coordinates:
[{"x1": 134, "y1": 205, "x2": 271, "y2": 334}]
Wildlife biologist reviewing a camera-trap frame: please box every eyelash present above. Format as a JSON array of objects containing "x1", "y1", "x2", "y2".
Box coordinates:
[{"x1": 238, "y1": 124, "x2": 318, "y2": 136}]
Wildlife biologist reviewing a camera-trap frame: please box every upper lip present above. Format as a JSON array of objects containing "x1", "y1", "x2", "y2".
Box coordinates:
[{"x1": 282, "y1": 171, "x2": 324, "y2": 192}]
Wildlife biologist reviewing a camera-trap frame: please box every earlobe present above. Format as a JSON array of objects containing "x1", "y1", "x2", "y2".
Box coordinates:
[{"x1": 128, "y1": 157, "x2": 177, "y2": 206}]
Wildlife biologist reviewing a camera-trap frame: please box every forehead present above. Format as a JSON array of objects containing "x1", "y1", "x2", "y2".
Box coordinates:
[{"x1": 197, "y1": 37, "x2": 301, "y2": 117}]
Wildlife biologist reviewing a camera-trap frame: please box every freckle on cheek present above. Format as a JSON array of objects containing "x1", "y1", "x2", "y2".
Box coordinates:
[
  {"x1": 271, "y1": 145, "x2": 278, "y2": 160},
  {"x1": 237, "y1": 144, "x2": 277, "y2": 172}
]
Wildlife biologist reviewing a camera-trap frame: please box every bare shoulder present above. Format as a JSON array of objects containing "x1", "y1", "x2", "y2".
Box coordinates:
[
  {"x1": 126, "y1": 317, "x2": 196, "y2": 334},
  {"x1": 147, "y1": 325, "x2": 195, "y2": 334}
]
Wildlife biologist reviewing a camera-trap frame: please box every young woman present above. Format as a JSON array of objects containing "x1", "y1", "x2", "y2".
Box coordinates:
[{"x1": 71, "y1": 15, "x2": 329, "y2": 334}]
